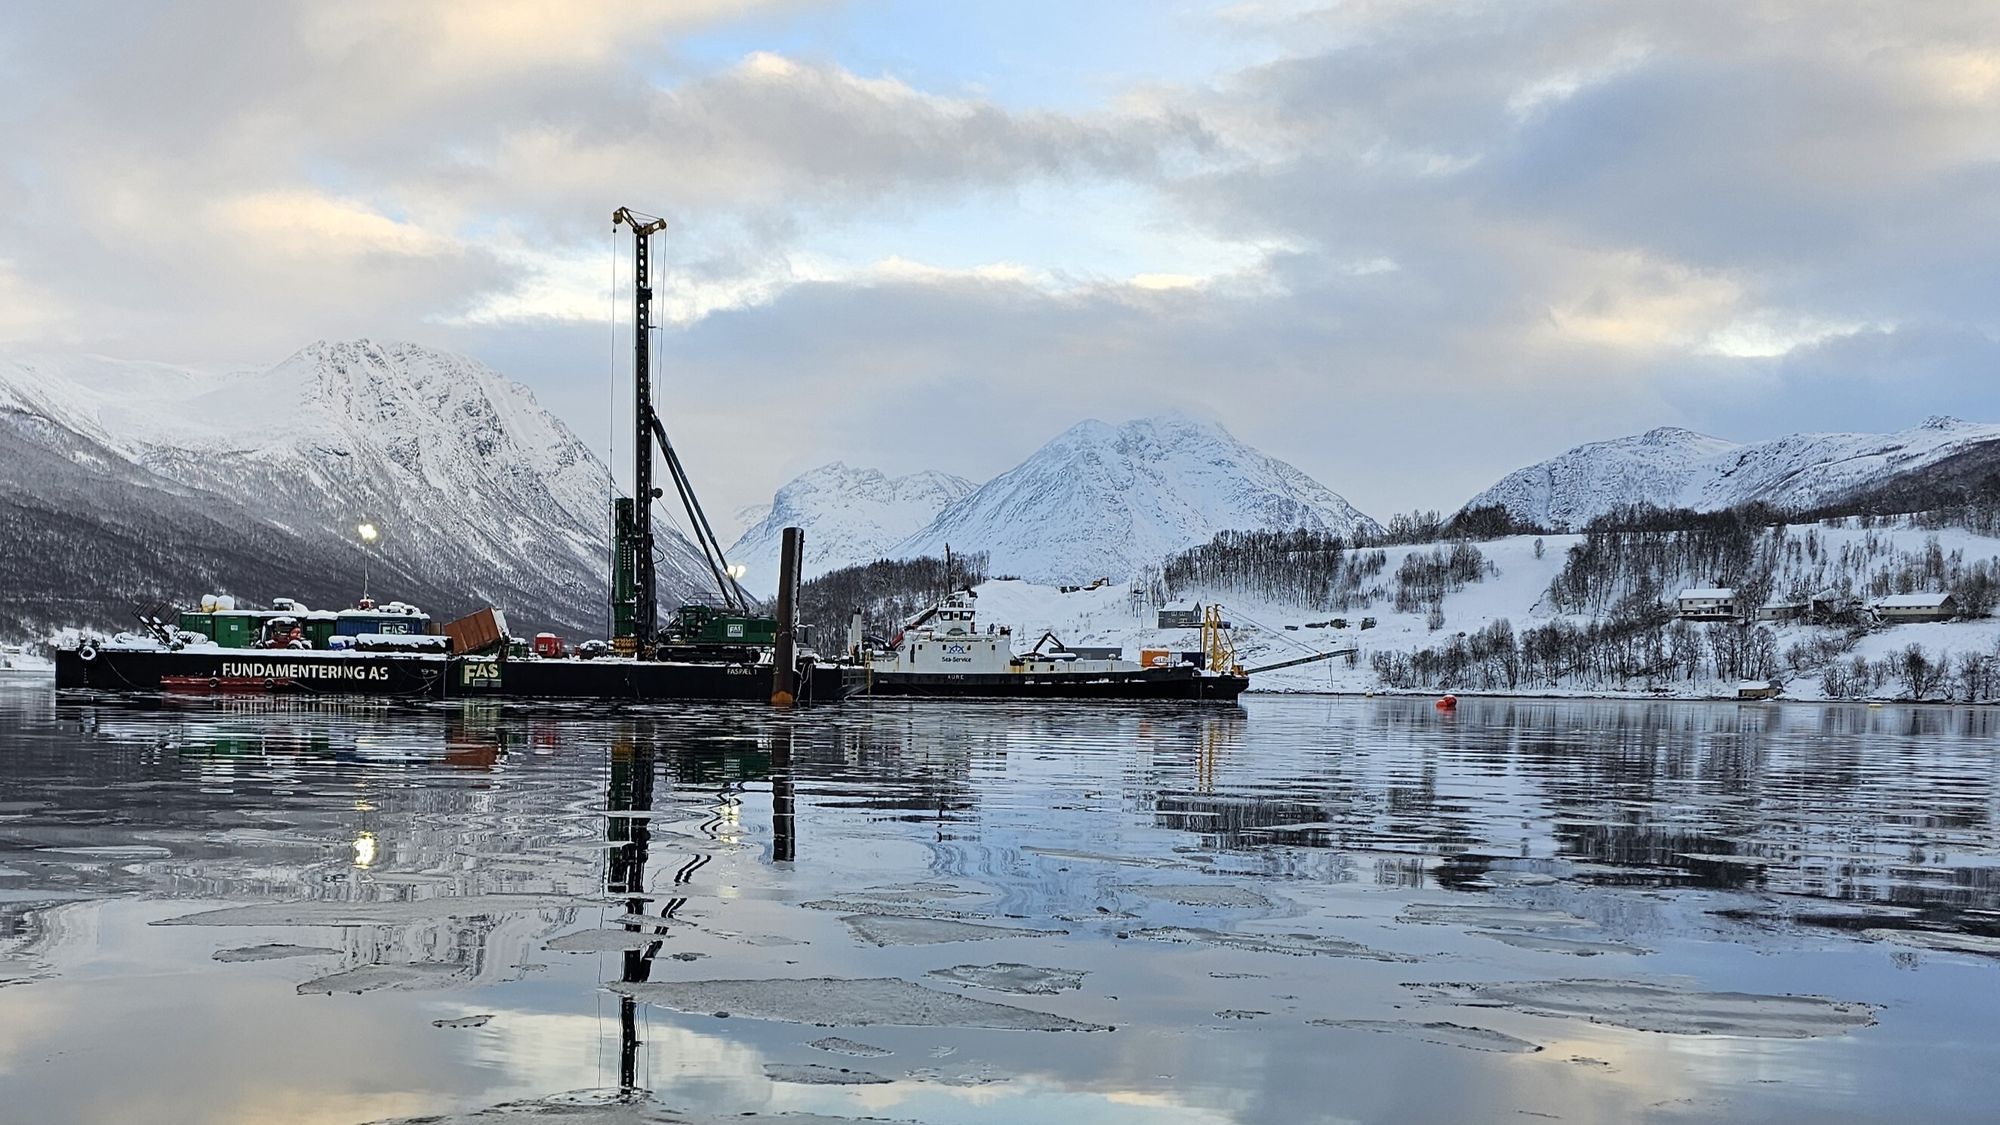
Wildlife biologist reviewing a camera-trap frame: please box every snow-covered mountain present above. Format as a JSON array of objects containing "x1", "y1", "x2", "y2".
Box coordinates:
[
  {"x1": 892, "y1": 415, "x2": 1383, "y2": 583},
  {"x1": 0, "y1": 340, "x2": 712, "y2": 636},
  {"x1": 1465, "y1": 417, "x2": 2000, "y2": 529},
  {"x1": 728, "y1": 462, "x2": 974, "y2": 590}
]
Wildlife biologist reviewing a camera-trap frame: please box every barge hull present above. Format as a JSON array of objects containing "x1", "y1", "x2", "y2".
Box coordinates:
[
  {"x1": 868, "y1": 666, "x2": 1247, "y2": 701},
  {"x1": 55, "y1": 649, "x2": 864, "y2": 703}
]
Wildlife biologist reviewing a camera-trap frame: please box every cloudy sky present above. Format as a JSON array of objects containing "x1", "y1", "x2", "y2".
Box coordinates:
[{"x1": 3, "y1": 1, "x2": 1997, "y2": 522}]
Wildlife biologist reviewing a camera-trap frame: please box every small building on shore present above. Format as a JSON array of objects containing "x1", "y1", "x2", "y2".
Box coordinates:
[
  {"x1": 1809, "y1": 591, "x2": 1862, "y2": 623},
  {"x1": 1675, "y1": 587, "x2": 1739, "y2": 620},
  {"x1": 1870, "y1": 591, "x2": 1958, "y2": 623},
  {"x1": 1157, "y1": 601, "x2": 1204, "y2": 629},
  {"x1": 1757, "y1": 600, "x2": 1807, "y2": 623}
]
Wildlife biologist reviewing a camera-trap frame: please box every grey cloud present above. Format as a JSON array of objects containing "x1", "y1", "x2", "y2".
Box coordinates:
[{"x1": 3, "y1": 0, "x2": 1997, "y2": 518}]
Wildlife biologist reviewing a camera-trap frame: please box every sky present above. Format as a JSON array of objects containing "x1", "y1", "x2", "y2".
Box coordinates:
[{"x1": 2, "y1": 0, "x2": 1997, "y2": 526}]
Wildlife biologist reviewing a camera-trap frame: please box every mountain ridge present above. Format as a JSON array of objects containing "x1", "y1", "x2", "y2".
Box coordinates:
[
  {"x1": 1464, "y1": 416, "x2": 2000, "y2": 528},
  {"x1": 0, "y1": 339, "x2": 713, "y2": 637}
]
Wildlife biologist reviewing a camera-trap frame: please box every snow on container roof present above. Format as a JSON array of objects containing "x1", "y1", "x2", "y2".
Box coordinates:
[
  {"x1": 1874, "y1": 592, "x2": 1953, "y2": 608},
  {"x1": 1677, "y1": 588, "x2": 1736, "y2": 600}
]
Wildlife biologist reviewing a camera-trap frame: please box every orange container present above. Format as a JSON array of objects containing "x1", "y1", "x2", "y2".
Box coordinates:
[
  {"x1": 444, "y1": 607, "x2": 507, "y2": 655},
  {"x1": 1140, "y1": 649, "x2": 1173, "y2": 668}
]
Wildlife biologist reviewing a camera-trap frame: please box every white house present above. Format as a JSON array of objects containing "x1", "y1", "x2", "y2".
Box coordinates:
[
  {"x1": 1676, "y1": 587, "x2": 1739, "y2": 620},
  {"x1": 1870, "y1": 591, "x2": 1958, "y2": 624}
]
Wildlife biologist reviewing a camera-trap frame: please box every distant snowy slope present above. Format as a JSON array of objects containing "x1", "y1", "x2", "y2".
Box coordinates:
[
  {"x1": 893, "y1": 415, "x2": 1383, "y2": 583},
  {"x1": 0, "y1": 340, "x2": 713, "y2": 634},
  {"x1": 1466, "y1": 417, "x2": 2000, "y2": 528},
  {"x1": 728, "y1": 462, "x2": 974, "y2": 590}
]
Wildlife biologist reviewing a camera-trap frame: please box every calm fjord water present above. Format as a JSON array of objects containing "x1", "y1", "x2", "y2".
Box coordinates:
[{"x1": 1, "y1": 687, "x2": 1997, "y2": 1123}]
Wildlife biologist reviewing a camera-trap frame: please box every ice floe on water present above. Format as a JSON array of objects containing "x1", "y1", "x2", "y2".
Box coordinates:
[
  {"x1": 1408, "y1": 979, "x2": 1878, "y2": 1038},
  {"x1": 434, "y1": 1014, "x2": 494, "y2": 1029},
  {"x1": 298, "y1": 962, "x2": 468, "y2": 995},
  {"x1": 840, "y1": 914, "x2": 1063, "y2": 947},
  {"x1": 1116, "y1": 883, "x2": 1272, "y2": 908},
  {"x1": 798, "y1": 898, "x2": 980, "y2": 919},
  {"x1": 762, "y1": 1063, "x2": 889, "y2": 1085},
  {"x1": 155, "y1": 893, "x2": 577, "y2": 927},
  {"x1": 1133, "y1": 926, "x2": 1413, "y2": 961},
  {"x1": 613, "y1": 977, "x2": 1110, "y2": 1031},
  {"x1": 807, "y1": 1036, "x2": 892, "y2": 1057},
  {"x1": 1861, "y1": 928, "x2": 2000, "y2": 957},
  {"x1": 925, "y1": 963, "x2": 1086, "y2": 994},
  {"x1": 0, "y1": 961, "x2": 49, "y2": 988},
  {"x1": 545, "y1": 928, "x2": 672, "y2": 954},
  {"x1": 1470, "y1": 932, "x2": 1649, "y2": 956},
  {"x1": 211, "y1": 943, "x2": 339, "y2": 962},
  {"x1": 1022, "y1": 846, "x2": 1188, "y2": 869},
  {"x1": 1309, "y1": 1019, "x2": 1543, "y2": 1054},
  {"x1": 1399, "y1": 903, "x2": 1598, "y2": 931}
]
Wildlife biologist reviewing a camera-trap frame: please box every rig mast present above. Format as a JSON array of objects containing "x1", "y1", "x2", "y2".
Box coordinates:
[
  {"x1": 610, "y1": 206, "x2": 750, "y2": 656},
  {"x1": 613, "y1": 207, "x2": 669, "y2": 652}
]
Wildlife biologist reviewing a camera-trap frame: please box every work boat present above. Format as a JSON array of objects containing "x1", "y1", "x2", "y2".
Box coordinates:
[{"x1": 865, "y1": 590, "x2": 1248, "y2": 701}]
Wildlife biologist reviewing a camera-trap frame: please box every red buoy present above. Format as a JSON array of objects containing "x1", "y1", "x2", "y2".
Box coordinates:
[{"x1": 1434, "y1": 693, "x2": 1458, "y2": 711}]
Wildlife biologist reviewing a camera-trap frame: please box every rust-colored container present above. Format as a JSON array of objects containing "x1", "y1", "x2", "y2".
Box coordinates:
[{"x1": 444, "y1": 608, "x2": 508, "y2": 655}]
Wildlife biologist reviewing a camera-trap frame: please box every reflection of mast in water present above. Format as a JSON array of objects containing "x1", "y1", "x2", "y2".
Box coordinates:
[
  {"x1": 607, "y1": 734, "x2": 657, "y2": 1099},
  {"x1": 604, "y1": 726, "x2": 790, "y2": 1098}
]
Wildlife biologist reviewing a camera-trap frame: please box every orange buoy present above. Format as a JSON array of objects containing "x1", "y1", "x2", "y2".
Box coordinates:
[{"x1": 1434, "y1": 693, "x2": 1458, "y2": 711}]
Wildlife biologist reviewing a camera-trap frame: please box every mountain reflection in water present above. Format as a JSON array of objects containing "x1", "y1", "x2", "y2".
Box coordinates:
[{"x1": 0, "y1": 689, "x2": 1997, "y2": 1124}]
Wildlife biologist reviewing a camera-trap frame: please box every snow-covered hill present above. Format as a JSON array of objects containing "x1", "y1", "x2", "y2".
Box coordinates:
[
  {"x1": 892, "y1": 415, "x2": 1382, "y2": 584},
  {"x1": 960, "y1": 515, "x2": 2000, "y2": 701},
  {"x1": 728, "y1": 463, "x2": 974, "y2": 590},
  {"x1": 0, "y1": 340, "x2": 712, "y2": 635},
  {"x1": 1467, "y1": 417, "x2": 2000, "y2": 529}
]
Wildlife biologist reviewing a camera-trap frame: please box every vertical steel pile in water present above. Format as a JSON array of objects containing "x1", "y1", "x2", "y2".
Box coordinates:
[{"x1": 771, "y1": 526, "x2": 803, "y2": 705}]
